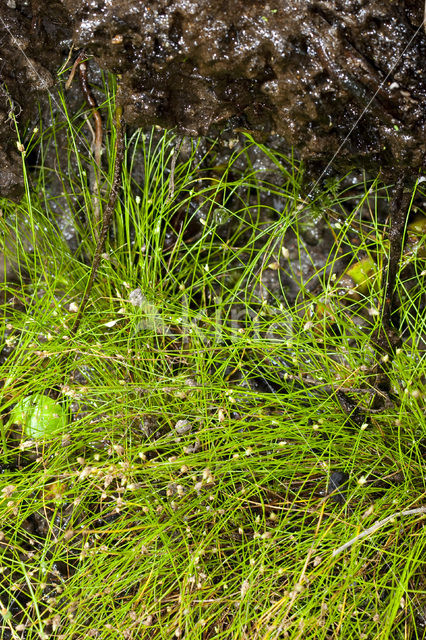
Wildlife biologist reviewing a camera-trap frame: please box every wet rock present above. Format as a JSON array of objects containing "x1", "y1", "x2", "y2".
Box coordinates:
[
  {"x1": 129, "y1": 288, "x2": 144, "y2": 307},
  {"x1": 68, "y1": 0, "x2": 426, "y2": 176},
  {"x1": 174, "y1": 419, "x2": 192, "y2": 435},
  {"x1": 0, "y1": 1, "x2": 425, "y2": 200},
  {"x1": 326, "y1": 470, "x2": 349, "y2": 504},
  {"x1": 0, "y1": 0, "x2": 72, "y2": 199}
]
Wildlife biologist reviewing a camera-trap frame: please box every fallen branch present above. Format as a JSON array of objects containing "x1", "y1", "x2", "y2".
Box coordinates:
[{"x1": 332, "y1": 506, "x2": 426, "y2": 556}]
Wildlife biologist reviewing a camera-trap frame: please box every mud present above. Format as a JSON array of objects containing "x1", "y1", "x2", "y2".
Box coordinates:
[{"x1": 1, "y1": 0, "x2": 425, "y2": 199}]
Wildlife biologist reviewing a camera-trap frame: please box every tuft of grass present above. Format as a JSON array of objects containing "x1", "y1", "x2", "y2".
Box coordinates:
[{"x1": 0, "y1": 74, "x2": 425, "y2": 639}]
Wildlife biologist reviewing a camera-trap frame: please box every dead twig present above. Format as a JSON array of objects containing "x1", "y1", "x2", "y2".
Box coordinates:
[
  {"x1": 382, "y1": 177, "x2": 412, "y2": 327},
  {"x1": 371, "y1": 177, "x2": 412, "y2": 395},
  {"x1": 64, "y1": 51, "x2": 86, "y2": 90},
  {"x1": 78, "y1": 61, "x2": 103, "y2": 176},
  {"x1": 70, "y1": 106, "x2": 124, "y2": 337},
  {"x1": 332, "y1": 506, "x2": 426, "y2": 556},
  {"x1": 167, "y1": 136, "x2": 183, "y2": 203},
  {"x1": 66, "y1": 52, "x2": 103, "y2": 236}
]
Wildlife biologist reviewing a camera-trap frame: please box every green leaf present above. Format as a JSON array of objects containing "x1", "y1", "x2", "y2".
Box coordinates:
[
  {"x1": 10, "y1": 394, "x2": 68, "y2": 439},
  {"x1": 346, "y1": 256, "x2": 377, "y2": 294}
]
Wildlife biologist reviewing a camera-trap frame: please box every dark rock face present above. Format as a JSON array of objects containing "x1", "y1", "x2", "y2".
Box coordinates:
[
  {"x1": 1, "y1": 0, "x2": 425, "y2": 198},
  {"x1": 0, "y1": 1, "x2": 72, "y2": 197},
  {"x1": 68, "y1": 0, "x2": 425, "y2": 174}
]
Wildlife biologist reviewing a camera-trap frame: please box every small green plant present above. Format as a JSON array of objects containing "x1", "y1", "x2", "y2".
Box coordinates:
[{"x1": 9, "y1": 394, "x2": 68, "y2": 440}]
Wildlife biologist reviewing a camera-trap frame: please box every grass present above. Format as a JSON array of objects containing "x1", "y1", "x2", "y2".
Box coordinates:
[{"x1": 0, "y1": 74, "x2": 425, "y2": 639}]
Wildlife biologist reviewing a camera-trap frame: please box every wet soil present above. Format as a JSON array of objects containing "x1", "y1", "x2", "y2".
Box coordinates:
[{"x1": 1, "y1": 0, "x2": 425, "y2": 199}]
